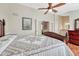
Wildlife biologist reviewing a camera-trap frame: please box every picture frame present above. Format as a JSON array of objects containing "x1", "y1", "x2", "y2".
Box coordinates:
[{"x1": 22, "y1": 17, "x2": 32, "y2": 30}]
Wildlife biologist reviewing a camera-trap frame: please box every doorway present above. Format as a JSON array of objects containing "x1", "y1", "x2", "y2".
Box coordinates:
[{"x1": 58, "y1": 16, "x2": 70, "y2": 36}]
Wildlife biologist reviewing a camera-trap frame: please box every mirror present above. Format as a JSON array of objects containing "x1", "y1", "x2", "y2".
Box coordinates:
[{"x1": 74, "y1": 18, "x2": 79, "y2": 30}]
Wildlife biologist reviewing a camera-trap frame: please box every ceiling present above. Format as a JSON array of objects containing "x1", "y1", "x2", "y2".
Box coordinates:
[{"x1": 20, "y1": 3, "x2": 79, "y2": 15}]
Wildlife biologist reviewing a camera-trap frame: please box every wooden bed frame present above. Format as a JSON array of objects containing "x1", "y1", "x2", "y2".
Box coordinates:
[
  {"x1": 42, "y1": 31, "x2": 66, "y2": 41},
  {"x1": 0, "y1": 19, "x2": 5, "y2": 37}
]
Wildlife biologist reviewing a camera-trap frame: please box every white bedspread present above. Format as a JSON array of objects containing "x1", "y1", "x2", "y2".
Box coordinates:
[
  {"x1": 0, "y1": 35, "x2": 74, "y2": 56},
  {"x1": 0, "y1": 35, "x2": 17, "y2": 55}
]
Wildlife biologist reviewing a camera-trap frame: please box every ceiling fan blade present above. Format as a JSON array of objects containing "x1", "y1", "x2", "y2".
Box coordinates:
[
  {"x1": 44, "y1": 9, "x2": 49, "y2": 14},
  {"x1": 52, "y1": 3, "x2": 66, "y2": 8},
  {"x1": 52, "y1": 9, "x2": 57, "y2": 13},
  {"x1": 38, "y1": 8, "x2": 48, "y2": 10}
]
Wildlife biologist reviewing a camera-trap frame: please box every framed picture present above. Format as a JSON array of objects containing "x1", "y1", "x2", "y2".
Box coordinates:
[{"x1": 22, "y1": 17, "x2": 32, "y2": 30}]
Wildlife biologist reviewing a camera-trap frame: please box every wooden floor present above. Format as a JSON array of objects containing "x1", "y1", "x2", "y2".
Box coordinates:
[{"x1": 68, "y1": 43, "x2": 79, "y2": 56}]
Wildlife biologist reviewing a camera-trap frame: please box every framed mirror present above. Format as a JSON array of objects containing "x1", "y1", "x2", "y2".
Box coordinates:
[{"x1": 74, "y1": 18, "x2": 79, "y2": 30}]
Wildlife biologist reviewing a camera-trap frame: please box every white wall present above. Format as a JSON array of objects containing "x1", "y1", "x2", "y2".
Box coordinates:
[
  {"x1": 67, "y1": 10, "x2": 79, "y2": 30},
  {"x1": 59, "y1": 9, "x2": 79, "y2": 30},
  {"x1": 6, "y1": 4, "x2": 56, "y2": 36},
  {"x1": 54, "y1": 14, "x2": 59, "y2": 33},
  {"x1": 0, "y1": 4, "x2": 10, "y2": 35},
  {"x1": 0, "y1": 4, "x2": 60, "y2": 36}
]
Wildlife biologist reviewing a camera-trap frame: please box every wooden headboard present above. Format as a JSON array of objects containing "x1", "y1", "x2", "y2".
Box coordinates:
[{"x1": 0, "y1": 19, "x2": 5, "y2": 37}]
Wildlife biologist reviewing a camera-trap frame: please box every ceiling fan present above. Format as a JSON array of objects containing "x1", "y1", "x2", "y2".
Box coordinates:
[{"x1": 38, "y1": 3, "x2": 66, "y2": 14}]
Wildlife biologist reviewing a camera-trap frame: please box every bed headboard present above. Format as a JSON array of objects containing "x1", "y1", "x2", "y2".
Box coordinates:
[{"x1": 0, "y1": 19, "x2": 5, "y2": 37}]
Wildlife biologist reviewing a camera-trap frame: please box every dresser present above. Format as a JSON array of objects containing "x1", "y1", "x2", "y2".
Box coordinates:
[{"x1": 68, "y1": 30, "x2": 79, "y2": 45}]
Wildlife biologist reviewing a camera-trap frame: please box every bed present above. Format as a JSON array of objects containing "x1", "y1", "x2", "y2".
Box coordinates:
[
  {"x1": 0, "y1": 35, "x2": 17, "y2": 55},
  {"x1": 0, "y1": 35, "x2": 74, "y2": 56}
]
